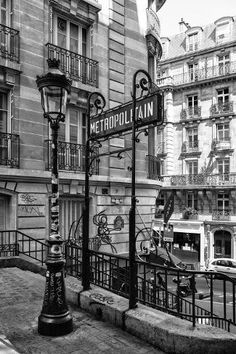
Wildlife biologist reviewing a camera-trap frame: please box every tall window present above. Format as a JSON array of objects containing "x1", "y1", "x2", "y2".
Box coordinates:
[
  {"x1": 187, "y1": 160, "x2": 198, "y2": 184},
  {"x1": 218, "y1": 54, "x2": 230, "y2": 75},
  {"x1": 188, "y1": 63, "x2": 198, "y2": 82},
  {"x1": 217, "y1": 88, "x2": 229, "y2": 105},
  {"x1": 216, "y1": 123, "x2": 229, "y2": 142},
  {"x1": 187, "y1": 127, "x2": 198, "y2": 150},
  {"x1": 187, "y1": 33, "x2": 198, "y2": 51},
  {"x1": 0, "y1": 92, "x2": 8, "y2": 133},
  {"x1": 187, "y1": 192, "x2": 198, "y2": 210},
  {"x1": 217, "y1": 158, "x2": 230, "y2": 181},
  {"x1": 217, "y1": 192, "x2": 229, "y2": 212},
  {"x1": 187, "y1": 94, "x2": 198, "y2": 115},
  {"x1": 0, "y1": 0, "x2": 11, "y2": 26},
  {"x1": 57, "y1": 108, "x2": 87, "y2": 170},
  {"x1": 54, "y1": 15, "x2": 87, "y2": 56}
]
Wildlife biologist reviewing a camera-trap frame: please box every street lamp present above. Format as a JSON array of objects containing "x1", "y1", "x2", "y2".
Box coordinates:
[{"x1": 36, "y1": 59, "x2": 73, "y2": 336}]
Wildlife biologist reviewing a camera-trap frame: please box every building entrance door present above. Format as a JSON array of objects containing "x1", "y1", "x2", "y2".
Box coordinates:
[{"x1": 214, "y1": 230, "x2": 231, "y2": 258}]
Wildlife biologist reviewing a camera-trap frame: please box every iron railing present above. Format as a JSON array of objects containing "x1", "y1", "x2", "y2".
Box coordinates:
[
  {"x1": 46, "y1": 43, "x2": 99, "y2": 87},
  {"x1": 182, "y1": 140, "x2": 199, "y2": 153},
  {"x1": 0, "y1": 24, "x2": 20, "y2": 62},
  {"x1": 0, "y1": 132, "x2": 20, "y2": 168},
  {"x1": 1, "y1": 230, "x2": 236, "y2": 332},
  {"x1": 157, "y1": 62, "x2": 236, "y2": 87},
  {"x1": 45, "y1": 140, "x2": 99, "y2": 174},
  {"x1": 210, "y1": 101, "x2": 234, "y2": 115},
  {"x1": 212, "y1": 209, "x2": 231, "y2": 221},
  {"x1": 65, "y1": 244, "x2": 236, "y2": 332},
  {"x1": 180, "y1": 106, "x2": 201, "y2": 120},
  {"x1": 162, "y1": 173, "x2": 236, "y2": 187},
  {"x1": 0, "y1": 230, "x2": 47, "y2": 265},
  {"x1": 146, "y1": 154, "x2": 162, "y2": 179}
]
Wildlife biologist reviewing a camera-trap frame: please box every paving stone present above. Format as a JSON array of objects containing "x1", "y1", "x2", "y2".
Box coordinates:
[{"x1": 0, "y1": 268, "x2": 165, "y2": 354}]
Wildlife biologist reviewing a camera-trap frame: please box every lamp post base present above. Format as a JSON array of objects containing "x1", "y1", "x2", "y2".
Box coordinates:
[{"x1": 38, "y1": 311, "x2": 73, "y2": 336}]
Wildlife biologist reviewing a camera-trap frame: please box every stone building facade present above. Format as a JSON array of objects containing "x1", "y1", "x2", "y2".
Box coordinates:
[
  {"x1": 156, "y1": 16, "x2": 236, "y2": 269},
  {"x1": 0, "y1": 0, "x2": 165, "y2": 254}
]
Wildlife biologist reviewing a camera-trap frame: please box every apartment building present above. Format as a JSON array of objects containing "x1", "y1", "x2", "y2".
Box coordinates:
[
  {"x1": 0, "y1": 0, "x2": 165, "y2": 254},
  {"x1": 156, "y1": 16, "x2": 236, "y2": 269}
]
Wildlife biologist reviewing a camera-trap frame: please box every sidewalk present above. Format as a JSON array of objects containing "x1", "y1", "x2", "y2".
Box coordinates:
[{"x1": 0, "y1": 267, "x2": 164, "y2": 354}]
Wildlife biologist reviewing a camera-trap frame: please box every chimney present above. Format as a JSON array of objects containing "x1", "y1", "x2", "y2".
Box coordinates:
[{"x1": 179, "y1": 18, "x2": 190, "y2": 33}]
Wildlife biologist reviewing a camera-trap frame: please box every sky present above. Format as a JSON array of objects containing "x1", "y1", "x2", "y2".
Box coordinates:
[{"x1": 158, "y1": 0, "x2": 236, "y2": 37}]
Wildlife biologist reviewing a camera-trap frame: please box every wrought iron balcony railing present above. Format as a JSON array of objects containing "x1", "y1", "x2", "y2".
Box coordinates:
[
  {"x1": 0, "y1": 132, "x2": 20, "y2": 168},
  {"x1": 182, "y1": 140, "x2": 199, "y2": 153},
  {"x1": 0, "y1": 24, "x2": 20, "y2": 62},
  {"x1": 45, "y1": 140, "x2": 99, "y2": 174},
  {"x1": 212, "y1": 137, "x2": 231, "y2": 151},
  {"x1": 210, "y1": 101, "x2": 234, "y2": 116},
  {"x1": 212, "y1": 209, "x2": 231, "y2": 221},
  {"x1": 180, "y1": 106, "x2": 201, "y2": 120},
  {"x1": 146, "y1": 154, "x2": 162, "y2": 179},
  {"x1": 46, "y1": 43, "x2": 99, "y2": 87},
  {"x1": 157, "y1": 62, "x2": 236, "y2": 87},
  {"x1": 162, "y1": 173, "x2": 236, "y2": 187}
]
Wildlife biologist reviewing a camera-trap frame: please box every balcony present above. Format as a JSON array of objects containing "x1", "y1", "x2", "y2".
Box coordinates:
[
  {"x1": 157, "y1": 62, "x2": 236, "y2": 87},
  {"x1": 45, "y1": 140, "x2": 99, "y2": 174},
  {"x1": 162, "y1": 173, "x2": 236, "y2": 187},
  {"x1": 211, "y1": 137, "x2": 231, "y2": 151},
  {"x1": 180, "y1": 106, "x2": 201, "y2": 121},
  {"x1": 0, "y1": 132, "x2": 20, "y2": 168},
  {"x1": 46, "y1": 43, "x2": 99, "y2": 87},
  {"x1": 212, "y1": 209, "x2": 231, "y2": 221},
  {"x1": 181, "y1": 140, "x2": 199, "y2": 154},
  {"x1": 146, "y1": 155, "x2": 162, "y2": 180},
  {"x1": 210, "y1": 101, "x2": 234, "y2": 116},
  {"x1": 0, "y1": 24, "x2": 20, "y2": 63}
]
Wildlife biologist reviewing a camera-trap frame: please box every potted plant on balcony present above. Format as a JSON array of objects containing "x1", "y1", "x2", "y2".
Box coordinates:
[{"x1": 183, "y1": 207, "x2": 197, "y2": 219}]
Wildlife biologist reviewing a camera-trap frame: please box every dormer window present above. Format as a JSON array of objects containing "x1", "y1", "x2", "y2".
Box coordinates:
[
  {"x1": 215, "y1": 17, "x2": 234, "y2": 44},
  {"x1": 185, "y1": 26, "x2": 202, "y2": 52},
  {"x1": 161, "y1": 37, "x2": 170, "y2": 59},
  {"x1": 188, "y1": 33, "x2": 198, "y2": 51}
]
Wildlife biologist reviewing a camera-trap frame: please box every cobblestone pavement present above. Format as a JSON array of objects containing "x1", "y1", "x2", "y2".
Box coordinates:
[{"x1": 0, "y1": 268, "x2": 165, "y2": 354}]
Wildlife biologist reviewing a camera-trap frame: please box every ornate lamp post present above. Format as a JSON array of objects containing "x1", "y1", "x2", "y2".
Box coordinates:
[{"x1": 36, "y1": 59, "x2": 73, "y2": 336}]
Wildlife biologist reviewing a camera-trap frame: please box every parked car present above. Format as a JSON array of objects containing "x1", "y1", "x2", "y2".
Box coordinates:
[{"x1": 205, "y1": 258, "x2": 236, "y2": 277}]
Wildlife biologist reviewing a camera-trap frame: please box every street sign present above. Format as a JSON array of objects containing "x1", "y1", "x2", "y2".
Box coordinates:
[
  {"x1": 163, "y1": 192, "x2": 174, "y2": 224},
  {"x1": 90, "y1": 91, "x2": 163, "y2": 139},
  {"x1": 163, "y1": 224, "x2": 174, "y2": 242}
]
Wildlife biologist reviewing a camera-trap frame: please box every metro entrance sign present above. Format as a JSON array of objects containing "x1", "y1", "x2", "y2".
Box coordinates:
[{"x1": 90, "y1": 91, "x2": 163, "y2": 139}]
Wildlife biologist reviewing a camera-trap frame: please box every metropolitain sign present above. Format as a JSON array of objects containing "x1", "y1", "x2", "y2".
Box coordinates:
[{"x1": 90, "y1": 92, "x2": 163, "y2": 139}]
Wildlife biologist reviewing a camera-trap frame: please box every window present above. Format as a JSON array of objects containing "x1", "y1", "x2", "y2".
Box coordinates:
[
  {"x1": 187, "y1": 94, "x2": 198, "y2": 115},
  {"x1": 216, "y1": 123, "x2": 229, "y2": 142},
  {"x1": 217, "y1": 158, "x2": 230, "y2": 181},
  {"x1": 218, "y1": 54, "x2": 230, "y2": 75},
  {"x1": 187, "y1": 160, "x2": 198, "y2": 175},
  {"x1": 187, "y1": 33, "x2": 198, "y2": 51},
  {"x1": 216, "y1": 22, "x2": 230, "y2": 43},
  {"x1": 53, "y1": 15, "x2": 87, "y2": 56},
  {"x1": 187, "y1": 191, "x2": 198, "y2": 210},
  {"x1": 0, "y1": 92, "x2": 9, "y2": 164},
  {"x1": 217, "y1": 88, "x2": 229, "y2": 108},
  {"x1": 188, "y1": 63, "x2": 198, "y2": 82},
  {"x1": 57, "y1": 107, "x2": 87, "y2": 170},
  {"x1": 187, "y1": 127, "x2": 198, "y2": 150},
  {"x1": 0, "y1": 0, "x2": 11, "y2": 26},
  {"x1": 217, "y1": 192, "x2": 229, "y2": 212}
]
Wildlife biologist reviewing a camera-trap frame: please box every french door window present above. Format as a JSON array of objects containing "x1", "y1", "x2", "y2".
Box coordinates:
[
  {"x1": 217, "y1": 88, "x2": 229, "y2": 105},
  {"x1": 187, "y1": 127, "x2": 198, "y2": 150},
  {"x1": 187, "y1": 192, "x2": 198, "y2": 210},
  {"x1": 218, "y1": 54, "x2": 230, "y2": 75},
  {"x1": 57, "y1": 108, "x2": 87, "y2": 170},
  {"x1": 0, "y1": 92, "x2": 9, "y2": 165},
  {"x1": 217, "y1": 158, "x2": 230, "y2": 181},
  {"x1": 216, "y1": 123, "x2": 229, "y2": 142},
  {"x1": 187, "y1": 95, "x2": 198, "y2": 115},
  {"x1": 217, "y1": 192, "x2": 229, "y2": 212}
]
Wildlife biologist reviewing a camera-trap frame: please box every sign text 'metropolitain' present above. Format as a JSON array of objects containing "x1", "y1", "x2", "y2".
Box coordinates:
[{"x1": 90, "y1": 92, "x2": 163, "y2": 139}]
